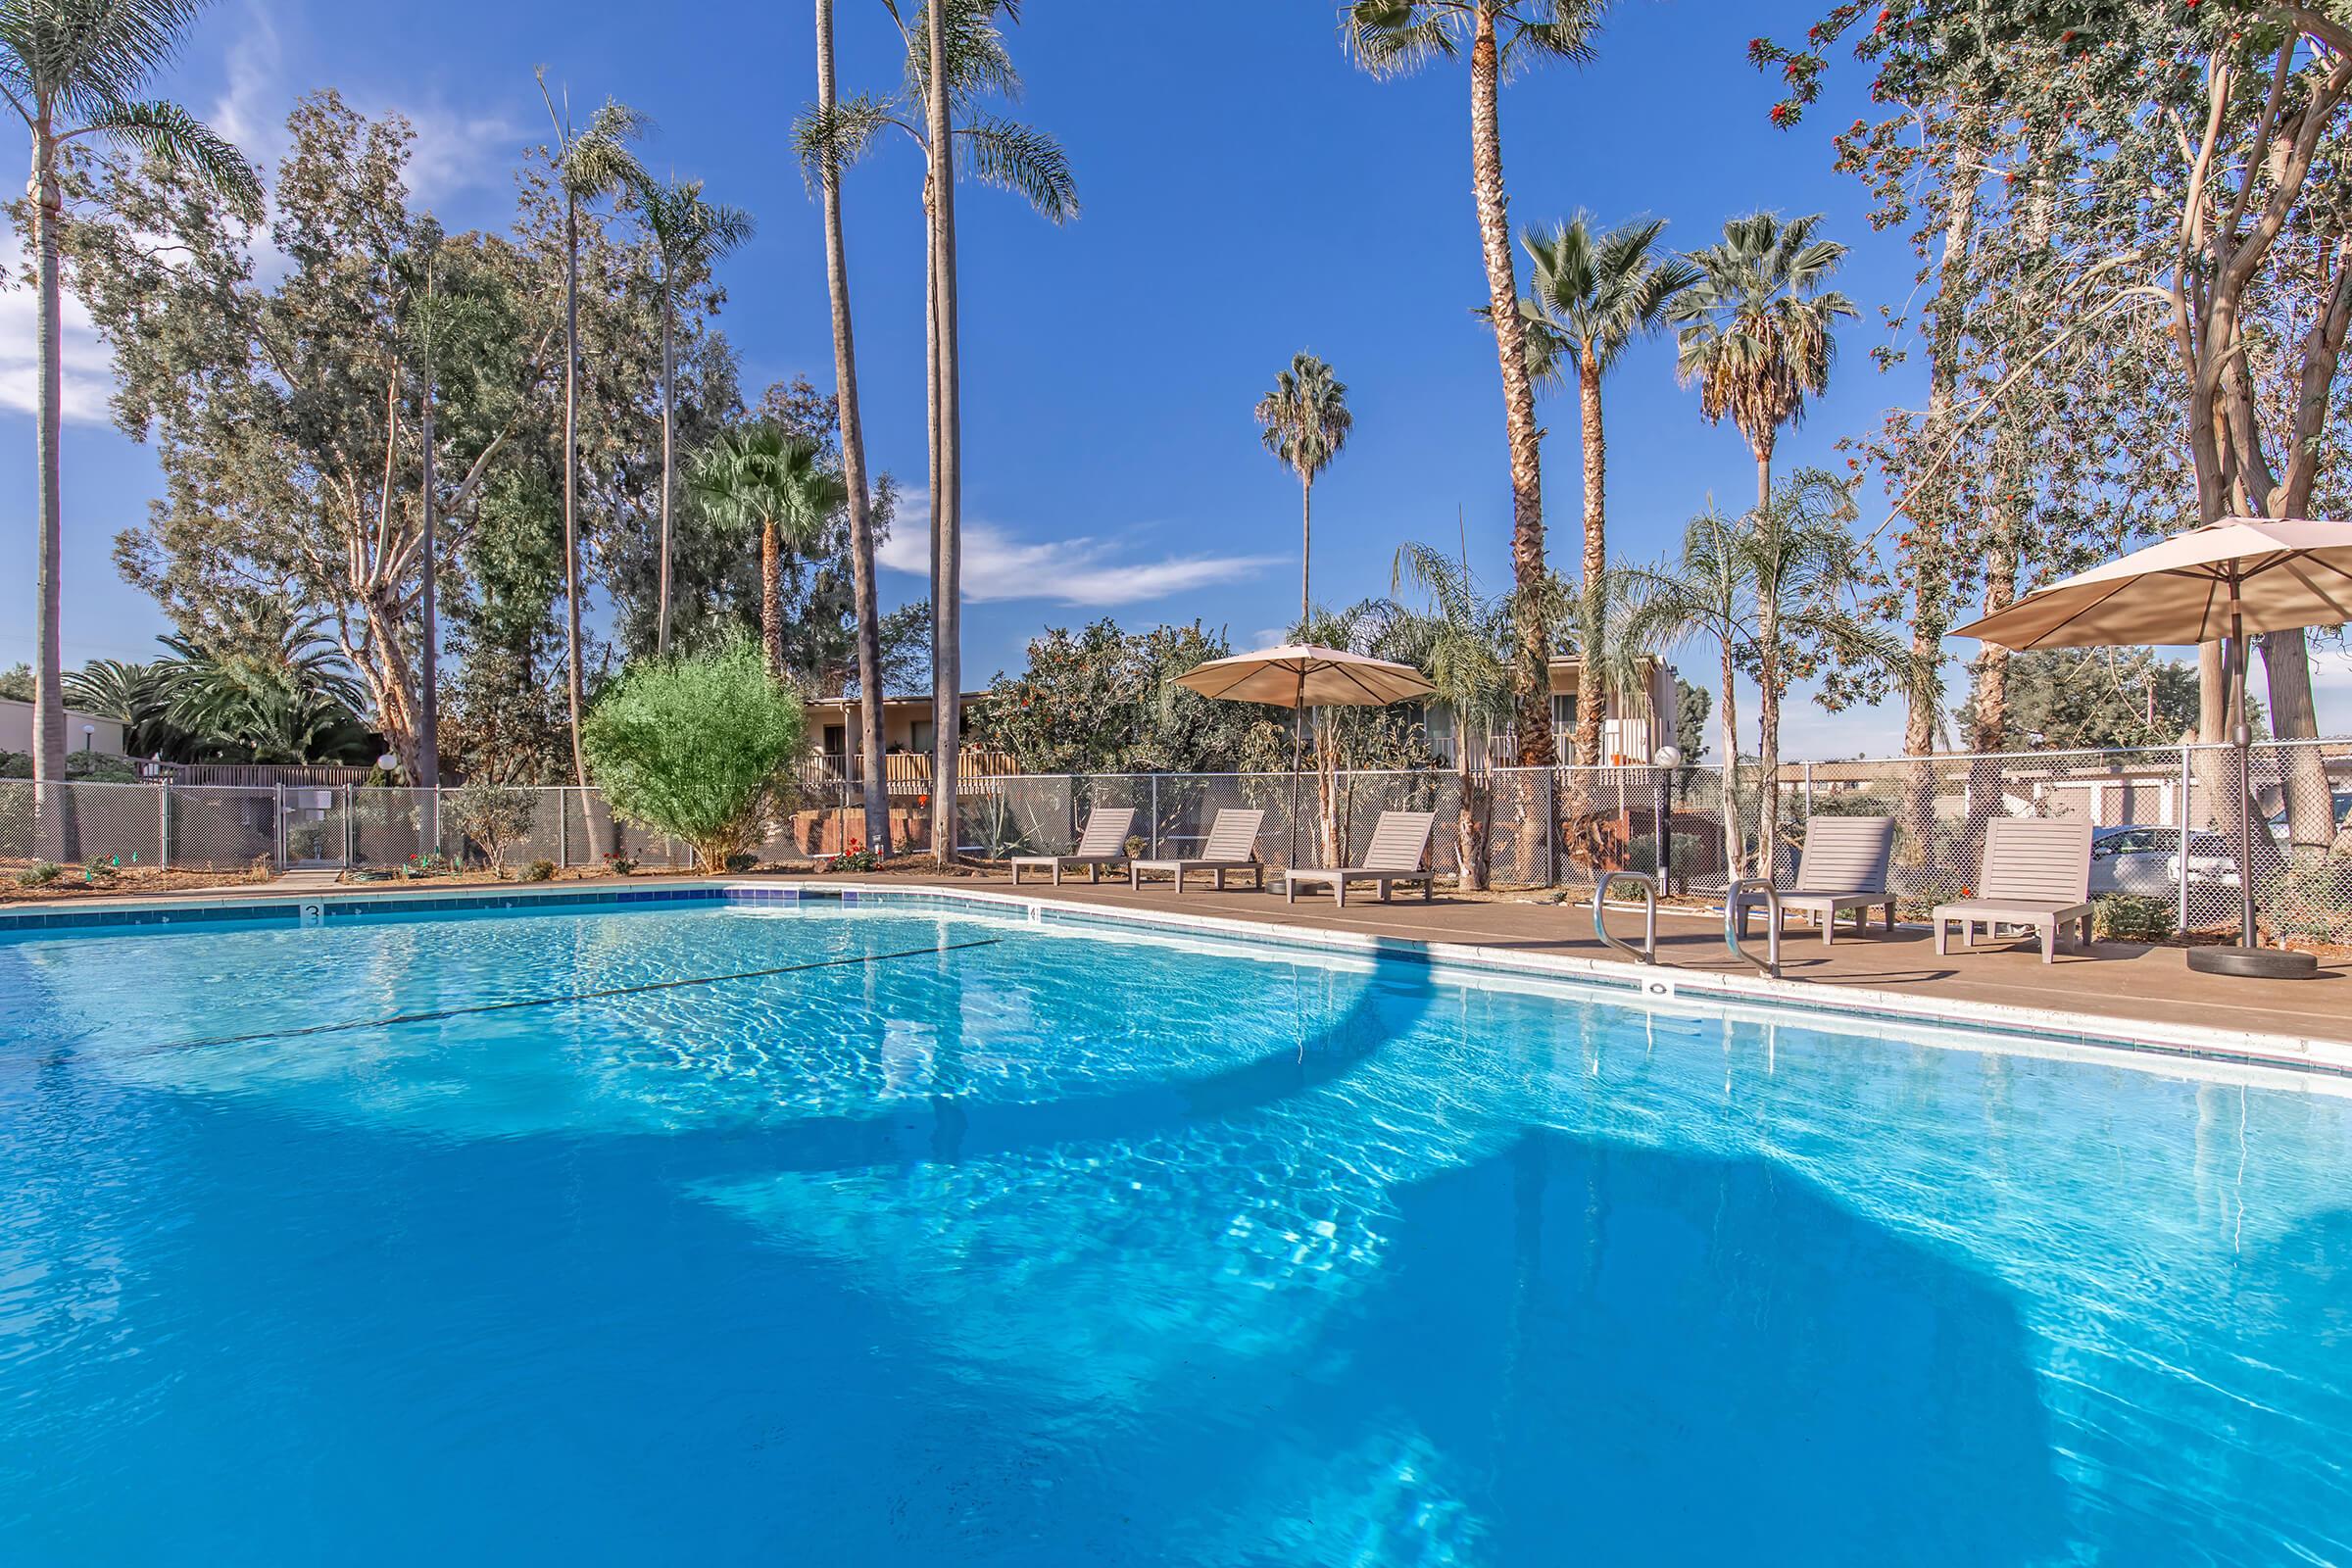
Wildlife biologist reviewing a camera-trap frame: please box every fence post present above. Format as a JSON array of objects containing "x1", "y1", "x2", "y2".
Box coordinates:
[
  {"x1": 1150, "y1": 773, "x2": 1160, "y2": 858},
  {"x1": 2178, "y1": 741, "x2": 2193, "y2": 933},
  {"x1": 273, "y1": 782, "x2": 286, "y2": 870},
  {"x1": 343, "y1": 784, "x2": 354, "y2": 866},
  {"x1": 558, "y1": 789, "x2": 569, "y2": 869},
  {"x1": 1544, "y1": 766, "x2": 1559, "y2": 888},
  {"x1": 1802, "y1": 761, "x2": 1815, "y2": 819},
  {"x1": 157, "y1": 781, "x2": 171, "y2": 871}
]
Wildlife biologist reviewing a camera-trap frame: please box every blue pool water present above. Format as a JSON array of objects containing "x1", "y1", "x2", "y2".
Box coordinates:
[{"x1": 2, "y1": 899, "x2": 2349, "y2": 1565}]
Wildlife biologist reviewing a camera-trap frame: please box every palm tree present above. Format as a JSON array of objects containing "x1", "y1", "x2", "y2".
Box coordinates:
[
  {"x1": 62, "y1": 658, "x2": 177, "y2": 757},
  {"x1": 536, "y1": 74, "x2": 649, "y2": 846},
  {"x1": 1667, "y1": 212, "x2": 1857, "y2": 509},
  {"x1": 156, "y1": 619, "x2": 374, "y2": 765},
  {"x1": 811, "y1": 0, "x2": 890, "y2": 859},
  {"x1": 1514, "y1": 214, "x2": 1694, "y2": 764},
  {"x1": 808, "y1": 0, "x2": 1077, "y2": 865},
  {"x1": 1620, "y1": 508, "x2": 1754, "y2": 880},
  {"x1": 1, "y1": 0, "x2": 260, "y2": 804},
  {"x1": 686, "y1": 425, "x2": 845, "y2": 686},
  {"x1": 1256, "y1": 353, "x2": 1353, "y2": 621},
  {"x1": 1392, "y1": 541, "x2": 1512, "y2": 889},
  {"x1": 637, "y1": 176, "x2": 755, "y2": 657},
  {"x1": 1344, "y1": 0, "x2": 1610, "y2": 766}
]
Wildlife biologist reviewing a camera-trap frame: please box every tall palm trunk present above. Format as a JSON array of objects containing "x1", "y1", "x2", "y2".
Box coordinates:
[
  {"x1": 1716, "y1": 644, "x2": 1741, "y2": 879},
  {"x1": 1299, "y1": 474, "x2": 1313, "y2": 623},
  {"x1": 1574, "y1": 358, "x2": 1606, "y2": 767},
  {"x1": 28, "y1": 121, "x2": 74, "y2": 860},
  {"x1": 1467, "y1": 10, "x2": 1549, "y2": 767},
  {"x1": 1751, "y1": 430, "x2": 1773, "y2": 512},
  {"x1": 1755, "y1": 600, "x2": 1783, "y2": 879},
  {"x1": 560, "y1": 190, "x2": 603, "y2": 857},
  {"x1": 816, "y1": 0, "x2": 891, "y2": 856},
  {"x1": 760, "y1": 516, "x2": 786, "y2": 680},
  {"x1": 926, "y1": 7, "x2": 962, "y2": 867},
  {"x1": 657, "y1": 270, "x2": 675, "y2": 655}
]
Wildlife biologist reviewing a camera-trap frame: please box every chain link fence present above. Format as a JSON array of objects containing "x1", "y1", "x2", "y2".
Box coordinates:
[{"x1": 6, "y1": 741, "x2": 2349, "y2": 942}]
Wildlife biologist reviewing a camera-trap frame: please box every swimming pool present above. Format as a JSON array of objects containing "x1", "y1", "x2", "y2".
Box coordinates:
[{"x1": 3, "y1": 894, "x2": 2348, "y2": 1564}]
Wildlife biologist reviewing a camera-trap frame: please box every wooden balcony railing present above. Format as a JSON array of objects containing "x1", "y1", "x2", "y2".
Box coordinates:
[{"x1": 796, "y1": 748, "x2": 1021, "y2": 797}]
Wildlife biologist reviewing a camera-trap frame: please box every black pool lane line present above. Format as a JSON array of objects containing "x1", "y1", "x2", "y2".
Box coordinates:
[{"x1": 156, "y1": 937, "x2": 1007, "y2": 1054}]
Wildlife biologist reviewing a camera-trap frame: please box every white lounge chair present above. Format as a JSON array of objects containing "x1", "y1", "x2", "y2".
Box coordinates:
[
  {"x1": 1130, "y1": 808, "x2": 1266, "y2": 893},
  {"x1": 1932, "y1": 816, "x2": 2095, "y2": 964},
  {"x1": 1009, "y1": 807, "x2": 1137, "y2": 886},
  {"x1": 1284, "y1": 809, "x2": 1438, "y2": 906},
  {"x1": 1733, "y1": 814, "x2": 1896, "y2": 945}
]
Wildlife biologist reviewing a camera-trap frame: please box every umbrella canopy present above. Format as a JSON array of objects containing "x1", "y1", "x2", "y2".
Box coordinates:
[
  {"x1": 1174, "y1": 644, "x2": 1434, "y2": 708},
  {"x1": 1950, "y1": 517, "x2": 2352, "y2": 649}
]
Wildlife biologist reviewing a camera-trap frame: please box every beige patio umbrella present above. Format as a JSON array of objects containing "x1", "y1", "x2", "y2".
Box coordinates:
[
  {"x1": 1952, "y1": 516, "x2": 2352, "y2": 975},
  {"x1": 1176, "y1": 644, "x2": 1435, "y2": 869}
]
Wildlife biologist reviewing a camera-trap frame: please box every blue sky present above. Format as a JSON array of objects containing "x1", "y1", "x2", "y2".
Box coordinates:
[{"x1": 3, "y1": 0, "x2": 2345, "y2": 754}]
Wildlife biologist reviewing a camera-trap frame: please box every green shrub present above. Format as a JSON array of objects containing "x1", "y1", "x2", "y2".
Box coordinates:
[
  {"x1": 523, "y1": 858, "x2": 556, "y2": 882},
  {"x1": 2093, "y1": 894, "x2": 2177, "y2": 943},
  {"x1": 16, "y1": 860, "x2": 63, "y2": 887},
  {"x1": 723, "y1": 852, "x2": 759, "y2": 873},
  {"x1": 580, "y1": 639, "x2": 806, "y2": 872},
  {"x1": 443, "y1": 782, "x2": 539, "y2": 874},
  {"x1": 2264, "y1": 858, "x2": 2352, "y2": 946}
]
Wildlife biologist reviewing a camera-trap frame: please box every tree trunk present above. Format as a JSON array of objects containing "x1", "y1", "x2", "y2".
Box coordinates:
[
  {"x1": 1752, "y1": 429, "x2": 1773, "y2": 513},
  {"x1": 28, "y1": 123, "x2": 72, "y2": 858},
  {"x1": 1575, "y1": 359, "x2": 1606, "y2": 767},
  {"x1": 418, "y1": 348, "x2": 439, "y2": 800},
  {"x1": 817, "y1": 0, "x2": 891, "y2": 856},
  {"x1": 1299, "y1": 473, "x2": 1313, "y2": 624},
  {"x1": 1454, "y1": 751, "x2": 1489, "y2": 891},
  {"x1": 561, "y1": 190, "x2": 603, "y2": 857},
  {"x1": 1903, "y1": 144, "x2": 1977, "y2": 851},
  {"x1": 657, "y1": 270, "x2": 675, "y2": 656},
  {"x1": 761, "y1": 516, "x2": 785, "y2": 681},
  {"x1": 1755, "y1": 604, "x2": 1782, "y2": 881},
  {"x1": 2258, "y1": 628, "x2": 2331, "y2": 854},
  {"x1": 1467, "y1": 11, "x2": 1549, "y2": 766},
  {"x1": 926, "y1": 7, "x2": 962, "y2": 866}
]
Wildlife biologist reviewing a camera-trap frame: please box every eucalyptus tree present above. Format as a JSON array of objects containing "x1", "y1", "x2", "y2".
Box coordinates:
[
  {"x1": 803, "y1": 0, "x2": 1077, "y2": 863},
  {"x1": 637, "y1": 176, "x2": 754, "y2": 657},
  {"x1": 0, "y1": 0, "x2": 261, "y2": 799},
  {"x1": 1255, "y1": 352, "x2": 1354, "y2": 620},
  {"x1": 1343, "y1": 0, "x2": 1612, "y2": 765},
  {"x1": 536, "y1": 74, "x2": 649, "y2": 829},
  {"x1": 1392, "y1": 541, "x2": 1513, "y2": 889},
  {"x1": 1667, "y1": 212, "x2": 1857, "y2": 509},
  {"x1": 686, "y1": 425, "x2": 845, "y2": 687},
  {"x1": 811, "y1": 0, "x2": 890, "y2": 858},
  {"x1": 1513, "y1": 213, "x2": 1694, "y2": 762}
]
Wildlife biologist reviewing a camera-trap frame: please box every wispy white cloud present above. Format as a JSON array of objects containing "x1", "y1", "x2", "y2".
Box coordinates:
[
  {"x1": 0, "y1": 240, "x2": 118, "y2": 425},
  {"x1": 879, "y1": 492, "x2": 1279, "y2": 607}
]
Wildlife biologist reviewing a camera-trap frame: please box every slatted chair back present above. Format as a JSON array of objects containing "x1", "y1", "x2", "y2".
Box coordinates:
[
  {"x1": 1792, "y1": 815, "x2": 1894, "y2": 895},
  {"x1": 1361, "y1": 810, "x2": 1437, "y2": 872},
  {"x1": 1200, "y1": 809, "x2": 1265, "y2": 862},
  {"x1": 1978, "y1": 817, "x2": 2093, "y2": 904},
  {"x1": 1073, "y1": 808, "x2": 1136, "y2": 858}
]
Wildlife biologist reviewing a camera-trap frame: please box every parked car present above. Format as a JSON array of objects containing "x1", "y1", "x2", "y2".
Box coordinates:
[
  {"x1": 2089, "y1": 825, "x2": 2237, "y2": 895},
  {"x1": 2267, "y1": 791, "x2": 2352, "y2": 840}
]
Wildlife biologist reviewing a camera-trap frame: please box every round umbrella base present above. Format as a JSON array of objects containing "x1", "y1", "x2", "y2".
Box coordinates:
[{"x1": 2185, "y1": 945, "x2": 2320, "y2": 980}]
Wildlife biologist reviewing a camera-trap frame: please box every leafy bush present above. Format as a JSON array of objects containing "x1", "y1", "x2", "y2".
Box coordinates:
[
  {"x1": 580, "y1": 639, "x2": 806, "y2": 872},
  {"x1": 827, "y1": 843, "x2": 882, "y2": 873},
  {"x1": 2093, "y1": 894, "x2": 2177, "y2": 943},
  {"x1": 0, "y1": 750, "x2": 140, "y2": 782},
  {"x1": 2264, "y1": 858, "x2": 2352, "y2": 946},
  {"x1": 443, "y1": 782, "x2": 538, "y2": 873},
  {"x1": 523, "y1": 858, "x2": 556, "y2": 882},
  {"x1": 15, "y1": 860, "x2": 62, "y2": 887},
  {"x1": 723, "y1": 853, "x2": 759, "y2": 873}
]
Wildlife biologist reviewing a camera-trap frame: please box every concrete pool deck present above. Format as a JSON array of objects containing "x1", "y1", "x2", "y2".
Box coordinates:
[{"x1": 894, "y1": 873, "x2": 2352, "y2": 1056}]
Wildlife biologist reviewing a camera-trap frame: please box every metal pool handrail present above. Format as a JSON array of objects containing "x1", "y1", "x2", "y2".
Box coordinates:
[
  {"x1": 1592, "y1": 870, "x2": 1659, "y2": 965},
  {"x1": 1725, "y1": 877, "x2": 1783, "y2": 980}
]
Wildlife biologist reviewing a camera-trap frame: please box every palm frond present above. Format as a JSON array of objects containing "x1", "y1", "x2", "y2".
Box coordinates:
[
  {"x1": 0, "y1": 0, "x2": 211, "y2": 122},
  {"x1": 79, "y1": 96, "x2": 261, "y2": 216},
  {"x1": 791, "y1": 94, "x2": 898, "y2": 191},
  {"x1": 956, "y1": 114, "x2": 1078, "y2": 221},
  {"x1": 1341, "y1": 0, "x2": 1459, "y2": 76}
]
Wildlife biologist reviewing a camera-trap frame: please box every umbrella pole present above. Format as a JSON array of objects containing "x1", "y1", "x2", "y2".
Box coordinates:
[
  {"x1": 1288, "y1": 669, "x2": 1304, "y2": 875},
  {"x1": 2231, "y1": 586, "x2": 2257, "y2": 950}
]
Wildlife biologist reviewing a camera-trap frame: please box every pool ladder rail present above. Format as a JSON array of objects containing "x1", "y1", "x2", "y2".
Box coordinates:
[{"x1": 1592, "y1": 870, "x2": 1784, "y2": 981}]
